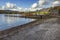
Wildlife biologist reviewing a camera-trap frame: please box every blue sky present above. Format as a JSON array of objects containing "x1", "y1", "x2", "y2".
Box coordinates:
[
  {"x1": 0, "y1": 0, "x2": 38, "y2": 8},
  {"x1": 0, "y1": 0, "x2": 60, "y2": 11}
]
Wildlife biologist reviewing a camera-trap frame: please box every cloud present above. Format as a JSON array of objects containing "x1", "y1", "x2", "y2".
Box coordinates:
[
  {"x1": 5, "y1": 2, "x2": 17, "y2": 9},
  {"x1": 31, "y1": 3, "x2": 37, "y2": 8},
  {"x1": 31, "y1": 0, "x2": 60, "y2": 10},
  {"x1": 0, "y1": 2, "x2": 22, "y2": 11},
  {"x1": 0, "y1": 0, "x2": 60, "y2": 12},
  {"x1": 30, "y1": 0, "x2": 46, "y2": 11},
  {"x1": 0, "y1": 6, "x2": 5, "y2": 10},
  {"x1": 39, "y1": 0, "x2": 60, "y2": 7},
  {"x1": 38, "y1": 0, "x2": 53, "y2": 8},
  {"x1": 1, "y1": 2, "x2": 32, "y2": 12},
  {"x1": 38, "y1": 0, "x2": 45, "y2": 6},
  {"x1": 52, "y1": 1, "x2": 60, "y2": 7},
  {"x1": 29, "y1": 8, "x2": 37, "y2": 11}
]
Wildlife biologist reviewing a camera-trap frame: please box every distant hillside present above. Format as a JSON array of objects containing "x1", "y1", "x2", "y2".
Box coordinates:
[
  {"x1": 0, "y1": 10, "x2": 26, "y2": 14},
  {"x1": 49, "y1": 6, "x2": 60, "y2": 11},
  {"x1": 0, "y1": 6, "x2": 60, "y2": 16}
]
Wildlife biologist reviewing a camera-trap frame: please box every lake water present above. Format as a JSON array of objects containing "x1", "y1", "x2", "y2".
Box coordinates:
[{"x1": 0, "y1": 14, "x2": 35, "y2": 31}]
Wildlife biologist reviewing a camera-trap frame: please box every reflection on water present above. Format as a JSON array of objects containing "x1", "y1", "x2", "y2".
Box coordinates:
[{"x1": 0, "y1": 14, "x2": 35, "y2": 31}]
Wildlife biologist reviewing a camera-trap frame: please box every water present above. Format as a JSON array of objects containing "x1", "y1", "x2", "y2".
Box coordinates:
[{"x1": 0, "y1": 14, "x2": 35, "y2": 31}]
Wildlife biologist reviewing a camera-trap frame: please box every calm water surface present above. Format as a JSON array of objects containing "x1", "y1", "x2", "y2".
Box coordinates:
[{"x1": 0, "y1": 14, "x2": 35, "y2": 31}]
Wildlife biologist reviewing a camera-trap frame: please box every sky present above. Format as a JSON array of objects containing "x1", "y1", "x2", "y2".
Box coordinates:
[
  {"x1": 0, "y1": 0, "x2": 60, "y2": 11},
  {"x1": 0, "y1": 0, "x2": 38, "y2": 8}
]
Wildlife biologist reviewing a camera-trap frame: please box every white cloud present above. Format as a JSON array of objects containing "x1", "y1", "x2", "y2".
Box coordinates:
[
  {"x1": 6, "y1": 2, "x2": 12, "y2": 8},
  {"x1": 0, "y1": 2, "x2": 23, "y2": 11},
  {"x1": 0, "y1": 1, "x2": 45, "y2": 11},
  {"x1": 29, "y1": 8, "x2": 37, "y2": 11},
  {"x1": 0, "y1": 0, "x2": 60, "y2": 12},
  {"x1": 31, "y1": 3, "x2": 37, "y2": 8},
  {"x1": 38, "y1": 0, "x2": 45, "y2": 6},
  {"x1": 52, "y1": 1, "x2": 60, "y2": 7},
  {"x1": 31, "y1": 0, "x2": 60, "y2": 10},
  {"x1": 30, "y1": 0, "x2": 46, "y2": 11},
  {"x1": 0, "y1": 2, "x2": 32, "y2": 12},
  {"x1": 5, "y1": 2, "x2": 17, "y2": 9}
]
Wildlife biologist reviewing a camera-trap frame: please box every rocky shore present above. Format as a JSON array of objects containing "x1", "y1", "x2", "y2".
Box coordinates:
[{"x1": 0, "y1": 18, "x2": 60, "y2": 40}]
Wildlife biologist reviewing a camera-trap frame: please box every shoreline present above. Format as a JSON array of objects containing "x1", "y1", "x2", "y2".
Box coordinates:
[
  {"x1": 0, "y1": 19, "x2": 39, "y2": 38},
  {"x1": 0, "y1": 17, "x2": 56, "y2": 39},
  {"x1": 5, "y1": 14, "x2": 51, "y2": 19}
]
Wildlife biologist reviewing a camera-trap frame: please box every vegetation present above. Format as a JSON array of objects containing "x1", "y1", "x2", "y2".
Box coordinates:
[
  {"x1": 36, "y1": 11, "x2": 49, "y2": 15},
  {"x1": 0, "y1": 6, "x2": 60, "y2": 16}
]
